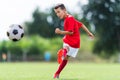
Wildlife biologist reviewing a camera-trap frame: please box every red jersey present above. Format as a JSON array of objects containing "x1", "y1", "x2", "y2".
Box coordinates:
[{"x1": 63, "y1": 15, "x2": 83, "y2": 48}]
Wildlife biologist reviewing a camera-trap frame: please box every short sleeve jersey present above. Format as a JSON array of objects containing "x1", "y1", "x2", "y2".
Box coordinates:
[{"x1": 63, "y1": 15, "x2": 83, "y2": 48}]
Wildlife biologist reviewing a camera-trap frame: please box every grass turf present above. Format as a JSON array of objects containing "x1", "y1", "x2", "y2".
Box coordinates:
[{"x1": 0, "y1": 62, "x2": 120, "y2": 80}]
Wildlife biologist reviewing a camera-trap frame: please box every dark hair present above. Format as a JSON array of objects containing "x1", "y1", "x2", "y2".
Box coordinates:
[{"x1": 54, "y1": 3, "x2": 66, "y2": 10}]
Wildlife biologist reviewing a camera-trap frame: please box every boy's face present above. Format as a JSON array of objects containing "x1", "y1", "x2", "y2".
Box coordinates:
[{"x1": 54, "y1": 7, "x2": 66, "y2": 19}]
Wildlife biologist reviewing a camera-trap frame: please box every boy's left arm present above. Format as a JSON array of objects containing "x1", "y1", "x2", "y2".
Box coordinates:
[{"x1": 81, "y1": 24, "x2": 94, "y2": 39}]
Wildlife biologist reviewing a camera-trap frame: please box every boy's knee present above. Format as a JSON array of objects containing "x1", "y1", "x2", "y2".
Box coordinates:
[
  {"x1": 64, "y1": 55, "x2": 70, "y2": 60},
  {"x1": 63, "y1": 46, "x2": 69, "y2": 52}
]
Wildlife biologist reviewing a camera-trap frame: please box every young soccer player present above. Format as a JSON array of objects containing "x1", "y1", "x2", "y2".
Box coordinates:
[{"x1": 53, "y1": 3, "x2": 94, "y2": 79}]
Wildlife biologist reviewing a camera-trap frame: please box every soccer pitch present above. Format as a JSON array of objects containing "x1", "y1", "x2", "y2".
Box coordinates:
[{"x1": 0, "y1": 62, "x2": 120, "y2": 80}]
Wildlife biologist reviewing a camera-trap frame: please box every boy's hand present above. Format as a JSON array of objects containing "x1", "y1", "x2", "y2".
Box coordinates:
[
  {"x1": 88, "y1": 32, "x2": 94, "y2": 39},
  {"x1": 55, "y1": 28, "x2": 73, "y2": 35},
  {"x1": 55, "y1": 28, "x2": 61, "y2": 34}
]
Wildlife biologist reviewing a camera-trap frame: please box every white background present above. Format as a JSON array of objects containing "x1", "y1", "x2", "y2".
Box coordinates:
[{"x1": 0, "y1": 0, "x2": 88, "y2": 40}]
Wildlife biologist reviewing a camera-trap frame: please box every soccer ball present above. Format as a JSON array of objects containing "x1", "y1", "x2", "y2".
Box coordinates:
[{"x1": 7, "y1": 24, "x2": 24, "y2": 42}]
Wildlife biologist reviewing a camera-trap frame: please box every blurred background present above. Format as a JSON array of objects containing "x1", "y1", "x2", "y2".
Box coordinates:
[{"x1": 0, "y1": 0, "x2": 120, "y2": 63}]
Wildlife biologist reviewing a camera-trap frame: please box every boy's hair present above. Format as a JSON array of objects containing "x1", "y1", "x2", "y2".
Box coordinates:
[{"x1": 54, "y1": 3, "x2": 66, "y2": 10}]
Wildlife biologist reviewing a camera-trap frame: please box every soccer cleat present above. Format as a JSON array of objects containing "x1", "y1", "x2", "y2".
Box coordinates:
[
  {"x1": 57, "y1": 49, "x2": 63, "y2": 64},
  {"x1": 53, "y1": 73, "x2": 59, "y2": 79},
  {"x1": 57, "y1": 48, "x2": 67, "y2": 64}
]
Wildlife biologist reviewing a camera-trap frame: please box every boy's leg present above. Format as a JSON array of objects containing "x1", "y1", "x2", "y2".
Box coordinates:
[
  {"x1": 54, "y1": 48, "x2": 69, "y2": 78},
  {"x1": 55, "y1": 56, "x2": 69, "y2": 74},
  {"x1": 63, "y1": 48, "x2": 67, "y2": 57}
]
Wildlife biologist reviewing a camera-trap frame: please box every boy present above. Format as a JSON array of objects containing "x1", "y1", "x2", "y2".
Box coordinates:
[{"x1": 53, "y1": 3, "x2": 94, "y2": 79}]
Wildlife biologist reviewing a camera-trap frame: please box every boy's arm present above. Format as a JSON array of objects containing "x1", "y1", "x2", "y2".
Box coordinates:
[
  {"x1": 81, "y1": 24, "x2": 94, "y2": 39},
  {"x1": 55, "y1": 28, "x2": 73, "y2": 35}
]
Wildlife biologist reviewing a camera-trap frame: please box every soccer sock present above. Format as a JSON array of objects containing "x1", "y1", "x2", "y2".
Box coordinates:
[{"x1": 55, "y1": 60, "x2": 68, "y2": 74}]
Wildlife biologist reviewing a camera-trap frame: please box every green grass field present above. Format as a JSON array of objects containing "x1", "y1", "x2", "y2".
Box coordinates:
[{"x1": 0, "y1": 62, "x2": 120, "y2": 80}]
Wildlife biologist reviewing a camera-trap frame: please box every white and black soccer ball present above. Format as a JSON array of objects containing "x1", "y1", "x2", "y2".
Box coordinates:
[{"x1": 7, "y1": 24, "x2": 24, "y2": 42}]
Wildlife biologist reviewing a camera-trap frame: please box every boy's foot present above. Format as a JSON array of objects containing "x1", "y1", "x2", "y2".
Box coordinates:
[{"x1": 53, "y1": 73, "x2": 59, "y2": 79}]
